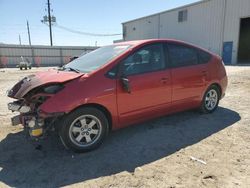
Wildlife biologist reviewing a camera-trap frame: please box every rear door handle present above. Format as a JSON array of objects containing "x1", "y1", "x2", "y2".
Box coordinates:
[
  {"x1": 160, "y1": 77, "x2": 169, "y2": 83},
  {"x1": 201, "y1": 71, "x2": 207, "y2": 76},
  {"x1": 161, "y1": 77, "x2": 169, "y2": 81}
]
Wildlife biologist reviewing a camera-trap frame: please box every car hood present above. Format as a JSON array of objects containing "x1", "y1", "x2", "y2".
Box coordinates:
[{"x1": 8, "y1": 69, "x2": 84, "y2": 99}]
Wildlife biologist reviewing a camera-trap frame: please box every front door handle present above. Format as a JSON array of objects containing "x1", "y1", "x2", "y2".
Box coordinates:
[{"x1": 161, "y1": 77, "x2": 169, "y2": 83}]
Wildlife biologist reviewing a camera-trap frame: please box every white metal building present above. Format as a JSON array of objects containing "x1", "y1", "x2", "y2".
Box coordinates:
[{"x1": 122, "y1": 0, "x2": 250, "y2": 64}]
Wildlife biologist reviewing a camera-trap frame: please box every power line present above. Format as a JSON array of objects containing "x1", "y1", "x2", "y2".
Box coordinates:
[
  {"x1": 40, "y1": 0, "x2": 121, "y2": 38},
  {"x1": 54, "y1": 24, "x2": 122, "y2": 37}
]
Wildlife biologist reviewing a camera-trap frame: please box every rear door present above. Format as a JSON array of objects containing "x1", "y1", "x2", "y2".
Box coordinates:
[
  {"x1": 166, "y1": 43, "x2": 208, "y2": 109},
  {"x1": 117, "y1": 43, "x2": 172, "y2": 126}
]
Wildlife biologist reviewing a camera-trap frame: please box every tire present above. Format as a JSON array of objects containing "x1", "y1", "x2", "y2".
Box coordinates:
[
  {"x1": 200, "y1": 85, "x2": 220, "y2": 114},
  {"x1": 25, "y1": 65, "x2": 27, "y2": 70},
  {"x1": 59, "y1": 107, "x2": 109, "y2": 152},
  {"x1": 20, "y1": 67, "x2": 22, "y2": 70},
  {"x1": 29, "y1": 66, "x2": 32, "y2": 69}
]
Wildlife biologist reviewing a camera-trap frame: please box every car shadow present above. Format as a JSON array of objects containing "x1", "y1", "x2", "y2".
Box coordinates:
[{"x1": 0, "y1": 107, "x2": 240, "y2": 187}]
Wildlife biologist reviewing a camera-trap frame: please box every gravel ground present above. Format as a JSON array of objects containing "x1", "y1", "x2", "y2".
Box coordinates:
[{"x1": 0, "y1": 66, "x2": 249, "y2": 188}]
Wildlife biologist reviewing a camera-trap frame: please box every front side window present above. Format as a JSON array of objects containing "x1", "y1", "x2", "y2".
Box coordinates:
[
  {"x1": 168, "y1": 43, "x2": 198, "y2": 67},
  {"x1": 121, "y1": 44, "x2": 165, "y2": 76},
  {"x1": 64, "y1": 45, "x2": 131, "y2": 73}
]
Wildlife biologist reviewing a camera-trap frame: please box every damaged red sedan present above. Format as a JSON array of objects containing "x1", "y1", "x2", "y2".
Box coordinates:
[{"x1": 7, "y1": 39, "x2": 227, "y2": 152}]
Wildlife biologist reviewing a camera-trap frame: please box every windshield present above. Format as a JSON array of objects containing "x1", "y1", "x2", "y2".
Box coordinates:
[{"x1": 64, "y1": 45, "x2": 131, "y2": 73}]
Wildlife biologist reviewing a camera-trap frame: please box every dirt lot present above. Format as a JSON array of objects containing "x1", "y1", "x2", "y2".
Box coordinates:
[{"x1": 0, "y1": 66, "x2": 249, "y2": 188}]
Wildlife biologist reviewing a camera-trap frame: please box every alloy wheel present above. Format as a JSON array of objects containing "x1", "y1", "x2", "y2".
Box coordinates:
[
  {"x1": 69, "y1": 115, "x2": 102, "y2": 147},
  {"x1": 205, "y1": 89, "x2": 218, "y2": 111}
]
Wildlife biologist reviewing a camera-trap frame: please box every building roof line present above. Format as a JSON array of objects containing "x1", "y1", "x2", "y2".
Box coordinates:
[
  {"x1": 122, "y1": 0, "x2": 211, "y2": 25},
  {"x1": 0, "y1": 44, "x2": 97, "y2": 49}
]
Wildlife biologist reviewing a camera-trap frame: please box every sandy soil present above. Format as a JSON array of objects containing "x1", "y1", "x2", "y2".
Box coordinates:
[{"x1": 0, "y1": 66, "x2": 249, "y2": 188}]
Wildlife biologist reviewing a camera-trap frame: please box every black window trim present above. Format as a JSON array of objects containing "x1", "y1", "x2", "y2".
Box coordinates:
[
  {"x1": 106, "y1": 42, "x2": 213, "y2": 79},
  {"x1": 197, "y1": 49, "x2": 212, "y2": 64},
  {"x1": 165, "y1": 42, "x2": 199, "y2": 68},
  {"x1": 105, "y1": 64, "x2": 120, "y2": 79},
  {"x1": 106, "y1": 42, "x2": 169, "y2": 78}
]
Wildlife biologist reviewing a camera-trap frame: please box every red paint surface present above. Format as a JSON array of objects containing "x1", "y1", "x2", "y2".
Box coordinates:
[
  {"x1": 11, "y1": 69, "x2": 84, "y2": 99},
  {"x1": 10, "y1": 39, "x2": 228, "y2": 130}
]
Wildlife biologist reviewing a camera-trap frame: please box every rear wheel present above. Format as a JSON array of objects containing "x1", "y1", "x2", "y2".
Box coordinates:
[
  {"x1": 59, "y1": 107, "x2": 109, "y2": 152},
  {"x1": 200, "y1": 85, "x2": 220, "y2": 113},
  {"x1": 20, "y1": 67, "x2": 22, "y2": 70}
]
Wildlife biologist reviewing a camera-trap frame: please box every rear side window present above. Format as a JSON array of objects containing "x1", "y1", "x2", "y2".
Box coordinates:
[
  {"x1": 198, "y1": 50, "x2": 212, "y2": 64},
  {"x1": 167, "y1": 43, "x2": 198, "y2": 67}
]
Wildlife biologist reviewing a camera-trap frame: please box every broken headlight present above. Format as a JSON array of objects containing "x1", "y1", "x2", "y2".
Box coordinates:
[{"x1": 43, "y1": 84, "x2": 64, "y2": 94}]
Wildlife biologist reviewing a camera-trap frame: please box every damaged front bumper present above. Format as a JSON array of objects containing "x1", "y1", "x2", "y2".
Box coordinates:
[
  {"x1": 8, "y1": 101, "x2": 31, "y2": 113},
  {"x1": 8, "y1": 101, "x2": 45, "y2": 138}
]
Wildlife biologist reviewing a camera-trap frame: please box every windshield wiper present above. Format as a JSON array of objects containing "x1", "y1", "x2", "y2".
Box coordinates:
[
  {"x1": 59, "y1": 66, "x2": 81, "y2": 73},
  {"x1": 68, "y1": 67, "x2": 81, "y2": 73}
]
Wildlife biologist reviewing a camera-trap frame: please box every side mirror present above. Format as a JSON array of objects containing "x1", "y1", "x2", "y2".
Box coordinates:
[{"x1": 121, "y1": 77, "x2": 131, "y2": 93}]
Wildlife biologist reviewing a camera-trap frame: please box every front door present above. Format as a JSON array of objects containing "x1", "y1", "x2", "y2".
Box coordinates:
[{"x1": 116, "y1": 43, "x2": 172, "y2": 127}]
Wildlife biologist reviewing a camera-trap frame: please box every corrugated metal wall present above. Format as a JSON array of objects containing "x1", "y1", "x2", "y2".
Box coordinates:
[
  {"x1": 223, "y1": 0, "x2": 250, "y2": 64},
  {"x1": 159, "y1": 0, "x2": 224, "y2": 55},
  {"x1": 123, "y1": 0, "x2": 224, "y2": 55},
  {"x1": 0, "y1": 45, "x2": 97, "y2": 67},
  {"x1": 122, "y1": 0, "x2": 250, "y2": 64},
  {"x1": 123, "y1": 14, "x2": 160, "y2": 40}
]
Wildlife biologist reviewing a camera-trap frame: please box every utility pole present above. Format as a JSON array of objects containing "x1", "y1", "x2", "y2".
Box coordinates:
[
  {"x1": 26, "y1": 20, "x2": 32, "y2": 46},
  {"x1": 41, "y1": 0, "x2": 56, "y2": 45},
  {"x1": 47, "y1": 0, "x2": 53, "y2": 46},
  {"x1": 26, "y1": 21, "x2": 34, "y2": 66},
  {"x1": 19, "y1": 34, "x2": 22, "y2": 45}
]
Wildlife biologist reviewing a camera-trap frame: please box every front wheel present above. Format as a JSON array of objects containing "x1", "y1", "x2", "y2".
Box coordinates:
[
  {"x1": 200, "y1": 85, "x2": 220, "y2": 113},
  {"x1": 59, "y1": 107, "x2": 109, "y2": 152}
]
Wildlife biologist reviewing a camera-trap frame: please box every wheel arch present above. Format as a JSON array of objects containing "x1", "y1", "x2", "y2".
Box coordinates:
[
  {"x1": 71, "y1": 103, "x2": 113, "y2": 131},
  {"x1": 201, "y1": 82, "x2": 222, "y2": 102},
  {"x1": 209, "y1": 83, "x2": 222, "y2": 98}
]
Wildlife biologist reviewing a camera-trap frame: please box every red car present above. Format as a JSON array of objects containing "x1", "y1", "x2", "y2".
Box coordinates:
[{"x1": 7, "y1": 39, "x2": 228, "y2": 152}]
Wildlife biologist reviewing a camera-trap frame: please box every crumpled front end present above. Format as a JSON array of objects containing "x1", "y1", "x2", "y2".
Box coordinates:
[
  {"x1": 8, "y1": 87, "x2": 63, "y2": 138},
  {"x1": 7, "y1": 70, "x2": 82, "y2": 139}
]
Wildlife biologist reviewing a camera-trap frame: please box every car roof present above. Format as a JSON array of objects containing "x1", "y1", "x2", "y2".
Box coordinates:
[
  {"x1": 114, "y1": 39, "x2": 215, "y2": 56},
  {"x1": 114, "y1": 39, "x2": 175, "y2": 46}
]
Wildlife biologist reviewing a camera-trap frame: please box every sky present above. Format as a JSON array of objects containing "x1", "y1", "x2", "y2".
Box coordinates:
[{"x1": 0, "y1": 0, "x2": 199, "y2": 46}]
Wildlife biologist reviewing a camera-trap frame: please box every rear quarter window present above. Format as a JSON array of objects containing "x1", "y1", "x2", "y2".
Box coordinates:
[
  {"x1": 198, "y1": 50, "x2": 212, "y2": 64},
  {"x1": 167, "y1": 43, "x2": 198, "y2": 67}
]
